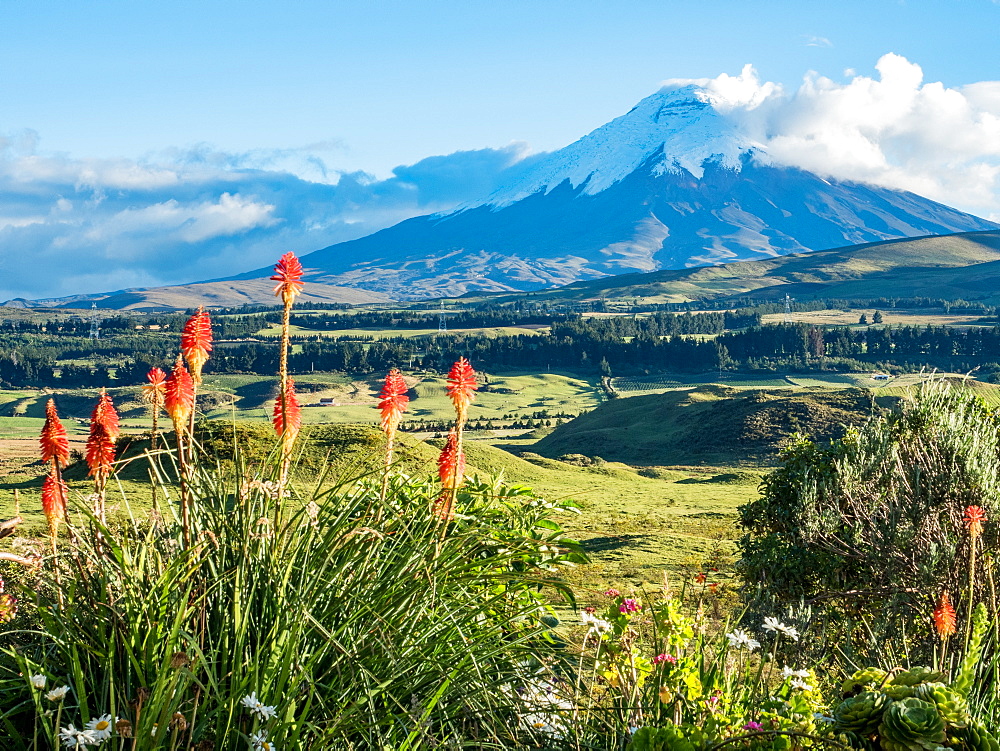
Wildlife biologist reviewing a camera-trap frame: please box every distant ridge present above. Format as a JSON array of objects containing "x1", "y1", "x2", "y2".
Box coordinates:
[
  {"x1": 491, "y1": 230, "x2": 1000, "y2": 305},
  {"x1": 3, "y1": 279, "x2": 391, "y2": 311}
]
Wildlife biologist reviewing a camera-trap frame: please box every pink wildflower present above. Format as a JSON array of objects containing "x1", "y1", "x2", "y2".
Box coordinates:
[
  {"x1": 603, "y1": 588, "x2": 621, "y2": 598},
  {"x1": 619, "y1": 598, "x2": 641, "y2": 614},
  {"x1": 743, "y1": 722, "x2": 763, "y2": 732}
]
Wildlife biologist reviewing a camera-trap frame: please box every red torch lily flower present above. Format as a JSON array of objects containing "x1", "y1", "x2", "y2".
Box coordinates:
[
  {"x1": 378, "y1": 369, "x2": 409, "y2": 436},
  {"x1": 85, "y1": 424, "x2": 115, "y2": 478},
  {"x1": 181, "y1": 308, "x2": 213, "y2": 384},
  {"x1": 91, "y1": 390, "x2": 120, "y2": 441},
  {"x1": 41, "y1": 471, "x2": 68, "y2": 535},
  {"x1": 446, "y1": 358, "x2": 477, "y2": 424},
  {"x1": 273, "y1": 379, "x2": 302, "y2": 440},
  {"x1": 437, "y1": 430, "x2": 466, "y2": 489},
  {"x1": 933, "y1": 590, "x2": 957, "y2": 638},
  {"x1": 143, "y1": 367, "x2": 167, "y2": 407},
  {"x1": 965, "y1": 506, "x2": 987, "y2": 539},
  {"x1": 40, "y1": 399, "x2": 70, "y2": 469},
  {"x1": 271, "y1": 252, "x2": 305, "y2": 305},
  {"x1": 164, "y1": 357, "x2": 195, "y2": 431}
]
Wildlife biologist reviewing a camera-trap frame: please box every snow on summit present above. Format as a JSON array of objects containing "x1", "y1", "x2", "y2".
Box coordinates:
[{"x1": 471, "y1": 82, "x2": 768, "y2": 209}]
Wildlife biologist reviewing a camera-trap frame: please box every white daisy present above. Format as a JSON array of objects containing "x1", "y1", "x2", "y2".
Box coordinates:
[
  {"x1": 46, "y1": 685, "x2": 71, "y2": 702},
  {"x1": 789, "y1": 677, "x2": 814, "y2": 691},
  {"x1": 762, "y1": 617, "x2": 800, "y2": 641},
  {"x1": 241, "y1": 692, "x2": 277, "y2": 721},
  {"x1": 250, "y1": 729, "x2": 276, "y2": 750},
  {"x1": 85, "y1": 714, "x2": 114, "y2": 741},
  {"x1": 30, "y1": 674, "x2": 47, "y2": 690},
  {"x1": 780, "y1": 666, "x2": 810, "y2": 679},
  {"x1": 59, "y1": 725, "x2": 99, "y2": 748},
  {"x1": 580, "y1": 611, "x2": 611, "y2": 633},
  {"x1": 726, "y1": 629, "x2": 760, "y2": 651}
]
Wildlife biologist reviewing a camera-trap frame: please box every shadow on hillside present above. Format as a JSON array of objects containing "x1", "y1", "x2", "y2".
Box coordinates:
[{"x1": 581, "y1": 533, "x2": 654, "y2": 553}]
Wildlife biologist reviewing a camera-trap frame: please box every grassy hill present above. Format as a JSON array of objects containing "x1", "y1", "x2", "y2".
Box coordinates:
[
  {"x1": 488, "y1": 230, "x2": 1000, "y2": 304},
  {"x1": 532, "y1": 385, "x2": 882, "y2": 466}
]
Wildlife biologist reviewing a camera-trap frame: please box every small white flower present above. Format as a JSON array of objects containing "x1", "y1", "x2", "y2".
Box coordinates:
[
  {"x1": 762, "y1": 617, "x2": 800, "y2": 641},
  {"x1": 580, "y1": 611, "x2": 611, "y2": 633},
  {"x1": 781, "y1": 666, "x2": 810, "y2": 680},
  {"x1": 250, "y1": 729, "x2": 276, "y2": 750},
  {"x1": 30, "y1": 674, "x2": 47, "y2": 690},
  {"x1": 726, "y1": 629, "x2": 761, "y2": 651},
  {"x1": 789, "y1": 677, "x2": 813, "y2": 691},
  {"x1": 241, "y1": 692, "x2": 277, "y2": 721},
  {"x1": 59, "y1": 725, "x2": 99, "y2": 748},
  {"x1": 46, "y1": 685, "x2": 71, "y2": 702},
  {"x1": 85, "y1": 714, "x2": 114, "y2": 741}
]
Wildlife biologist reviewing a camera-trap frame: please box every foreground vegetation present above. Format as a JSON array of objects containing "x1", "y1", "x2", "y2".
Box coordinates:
[{"x1": 3, "y1": 255, "x2": 1000, "y2": 748}]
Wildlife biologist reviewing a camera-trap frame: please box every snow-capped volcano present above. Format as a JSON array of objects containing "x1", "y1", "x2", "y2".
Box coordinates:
[
  {"x1": 473, "y1": 84, "x2": 767, "y2": 208},
  {"x1": 224, "y1": 83, "x2": 998, "y2": 299}
]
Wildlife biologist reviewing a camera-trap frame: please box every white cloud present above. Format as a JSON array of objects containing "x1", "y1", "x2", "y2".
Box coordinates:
[
  {"x1": 0, "y1": 140, "x2": 531, "y2": 299},
  {"x1": 670, "y1": 54, "x2": 1000, "y2": 218},
  {"x1": 804, "y1": 36, "x2": 833, "y2": 48}
]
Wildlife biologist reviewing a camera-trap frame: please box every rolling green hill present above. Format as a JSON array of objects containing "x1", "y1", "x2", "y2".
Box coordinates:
[
  {"x1": 532, "y1": 385, "x2": 882, "y2": 466},
  {"x1": 491, "y1": 230, "x2": 1000, "y2": 304}
]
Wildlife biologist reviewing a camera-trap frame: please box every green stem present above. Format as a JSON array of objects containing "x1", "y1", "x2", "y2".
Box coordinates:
[{"x1": 965, "y1": 534, "x2": 978, "y2": 654}]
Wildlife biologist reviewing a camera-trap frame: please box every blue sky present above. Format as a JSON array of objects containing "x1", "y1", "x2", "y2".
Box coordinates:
[{"x1": 1, "y1": 0, "x2": 999, "y2": 299}]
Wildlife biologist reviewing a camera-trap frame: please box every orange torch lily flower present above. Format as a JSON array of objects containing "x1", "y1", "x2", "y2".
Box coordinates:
[
  {"x1": 446, "y1": 357, "x2": 477, "y2": 424},
  {"x1": 965, "y1": 506, "x2": 987, "y2": 539},
  {"x1": 271, "y1": 252, "x2": 305, "y2": 305},
  {"x1": 181, "y1": 308, "x2": 213, "y2": 384},
  {"x1": 273, "y1": 379, "x2": 302, "y2": 440},
  {"x1": 40, "y1": 399, "x2": 70, "y2": 468},
  {"x1": 378, "y1": 369, "x2": 409, "y2": 436},
  {"x1": 91, "y1": 390, "x2": 120, "y2": 441},
  {"x1": 164, "y1": 358, "x2": 195, "y2": 431},
  {"x1": 437, "y1": 430, "x2": 466, "y2": 489},
  {"x1": 933, "y1": 590, "x2": 957, "y2": 638},
  {"x1": 41, "y1": 471, "x2": 68, "y2": 535}
]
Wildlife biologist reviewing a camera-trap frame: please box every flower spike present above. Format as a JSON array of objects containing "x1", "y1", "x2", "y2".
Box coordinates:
[
  {"x1": 142, "y1": 367, "x2": 167, "y2": 408},
  {"x1": 965, "y1": 506, "x2": 986, "y2": 539},
  {"x1": 181, "y1": 308, "x2": 213, "y2": 384},
  {"x1": 270, "y1": 252, "x2": 305, "y2": 306},
  {"x1": 933, "y1": 590, "x2": 957, "y2": 639},
  {"x1": 273, "y1": 379, "x2": 302, "y2": 440},
  {"x1": 446, "y1": 358, "x2": 477, "y2": 424},
  {"x1": 40, "y1": 399, "x2": 70, "y2": 468},
  {"x1": 91, "y1": 390, "x2": 120, "y2": 441},
  {"x1": 41, "y1": 471, "x2": 68, "y2": 536},
  {"x1": 437, "y1": 430, "x2": 465, "y2": 489},
  {"x1": 164, "y1": 357, "x2": 195, "y2": 432},
  {"x1": 378, "y1": 369, "x2": 409, "y2": 435},
  {"x1": 85, "y1": 425, "x2": 115, "y2": 478}
]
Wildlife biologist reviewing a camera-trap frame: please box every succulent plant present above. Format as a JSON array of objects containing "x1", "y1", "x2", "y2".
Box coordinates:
[
  {"x1": 927, "y1": 684, "x2": 970, "y2": 730},
  {"x1": 878, "y1": 698, "x2": 946, "y2": 751},
  {"x1": 834, "y1": 691, "x2": 892, "y2": 735},
  {"x1": 844, "y1": 668, "x2": 890, "y2": 696},
  {"x1": 889, "y1": 667, "x2": 947, "y2": 687},
  {"x1": 958, "y1": 720, "x2": 1000, "y2": 751}
]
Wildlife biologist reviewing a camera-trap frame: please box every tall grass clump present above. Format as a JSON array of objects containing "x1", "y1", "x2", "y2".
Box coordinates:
[{"x1": 0, "y1": 255, "x2": 586, "y2": 750}]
